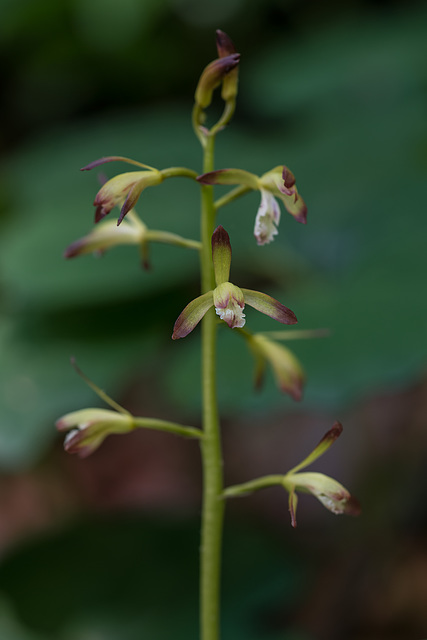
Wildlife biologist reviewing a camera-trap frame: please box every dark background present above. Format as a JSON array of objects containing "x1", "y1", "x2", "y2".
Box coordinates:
[{"x1": 0, "y1": 0, "x2": 426, "y2": 638}]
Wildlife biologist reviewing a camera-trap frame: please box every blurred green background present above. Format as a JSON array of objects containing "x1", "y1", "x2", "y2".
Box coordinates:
[{"x1": 0, "y1": 0, "x2": 426, "y2": 638}]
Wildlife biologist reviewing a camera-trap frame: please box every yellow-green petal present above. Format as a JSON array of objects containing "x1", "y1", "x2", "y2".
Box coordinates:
[
  {"x1": 211, "y1": 225, "x2": 232, "y2": 285},
  {"x1": 172, "y1": 291, "x2": 214, "y2": 340},
  {"x1": 241, "y1": 289, "x2": 297, "y2": 325}
]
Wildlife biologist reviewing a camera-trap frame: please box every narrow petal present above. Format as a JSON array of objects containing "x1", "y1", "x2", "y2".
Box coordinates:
[
  {"x1": 197, "y1": 168, "x2": 259, "y2": 190},
  {"x1": 117, "y1": 171, "x2": 163, "y2": 225},
  {"x1": 81, "y1": 156, "x2": 156, "y2": 171},
  {"x1": 241, "y1": 289, "x2": 297, "y2": 325},
  {"x1": 289, "y1": 487, "x2": 298, "y2": 528},
  {"x1": 277, "y1": 188, "x2": 308, "y2": 224},
  {"x1": 172, "y1": 291, "x2": 214, "y2": 340},
  {"x1": 55, "y1": 408, "x2": 118, "y2": 431},
  {"x1": 93, "y1": 172, "x2": 147, "y2": 222},
  {"x1": 118, "y1": 180, "x2": 147, "y2": 225},
  {"x1": 287, "y1": 422, "x2": 344, "y2": 474},
  {"x1": 251, "y1": 335, "x2": 304, "y2": 401},
  {"x1": 211, "y1": 226, "x2": 232, "y2": 285}
]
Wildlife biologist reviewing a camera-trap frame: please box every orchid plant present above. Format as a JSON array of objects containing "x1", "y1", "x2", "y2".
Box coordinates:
[{"x1": 56, "y1": 31, "x2": 360, "y2": 640}]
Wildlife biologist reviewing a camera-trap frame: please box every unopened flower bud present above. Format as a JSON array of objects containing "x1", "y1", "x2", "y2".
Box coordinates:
[
  {"x1": 56, "y1": 408, "x2": 134, "y2": 457},
  {"x1": 194, "y1": 53, "x2": 240, "y2": 110},
  {"x1": 216, "y1": 30, "x2": 239, "y2": 102}
]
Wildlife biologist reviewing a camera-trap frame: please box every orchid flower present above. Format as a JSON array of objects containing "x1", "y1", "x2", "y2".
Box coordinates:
[
  {"x1": 56, "y1": 408, "x2": 134, "y2": 458},
  {"x1": 81, "y1": 156, "x2": 198, "y2": 226},
  {"x1": 245, "y1": 332, "x2": 305, "y2": 401},
  {"x1": 223, "y1": 422, "x2": 360, "y2": 527},
  {"x1": 81, "y1": 156, "x2": 164, "y2": 225},
  {"x1": 197, "y1": 165, "x2": 307, "y2": 245},
  {"x1": 172, "y1": 226, "x2": 297, "y2": 339},
  {"x1": 283, "y1": 422, "x2": 361, "y2": 527},
  {"x1": 64, "y1": 209, "x2": 201, "y2": 270}
]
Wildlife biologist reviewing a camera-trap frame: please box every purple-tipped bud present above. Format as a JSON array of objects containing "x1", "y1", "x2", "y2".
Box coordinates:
[
  {"x1": 195, "y1": 53, "x2": 240, "y2": 109},
  {"x1": 216, "y1": 30, "x2": 237, "y2": 57}
]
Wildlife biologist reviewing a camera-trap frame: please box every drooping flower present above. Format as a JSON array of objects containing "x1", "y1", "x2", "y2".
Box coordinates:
[
  {"x1": 283, "y1": 422, "x2": 361, "y2": 527},
  {"x1": 64, "y1": 210, "x2": 201, "y2": 270},
  {"x1": 194, "y1": 52, "x2": 241, "y2": 111},
  {"x1": 215, "y1": 30, "x2": 239, "y2": 103},
  {"x1": 81, "y1": 156, "x2": 164, "y2": 225},
  {"x1": 56, "y1": 408, "x2": 134, "y2": 458},
  {"x1": 246, "y1": 332, "x2": 305, "y2": 401},
  {"x1": 64, "y1": 216, "x2": 146, "y2": 259},
  {"x1": 172, "y1": 226, "x2": 297, "y2": 339},
  {"x1": 197, "y1": 165, "x2": 307, "y2": 245}
]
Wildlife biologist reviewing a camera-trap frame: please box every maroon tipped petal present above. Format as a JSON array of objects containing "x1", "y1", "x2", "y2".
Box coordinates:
[
  {"x1": 318, "y1": 421, "x2": 343, "y2": 446},
  {"x1": 197, "y1": 169, "x2": 228, "y2": 185},
  {"x1": 343, "y1": 495, "x2": 362, "y2": 517},
  {"x1": 63, "y1": 239, "x2": 85, "y2": 259},
  {"x1": 242, "y1": 289, "x2": 298, "y2": 325},
  {"x1": 216, "y1": 30, "x2": 237, "y2": 57},
  {"x1": 211, "y1": 225, "x2": 232, "y2": 256},
  {"x1": 280, "y1": 380, "x2": 303, "y2": 402}
]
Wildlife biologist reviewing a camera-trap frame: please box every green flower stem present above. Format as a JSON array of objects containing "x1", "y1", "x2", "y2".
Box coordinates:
[
  {"x1": 223, "y1": 475, "x2": 285, "y2": 498},
  {"x1": 192, "y1": 105, "x2": 207, "y2": 148},
  {"x1": 145, "y1": 230, "x2": 202, "y2": 251},
  {"x1": 199, "y1": 131, "x2": 225, "y2": 640},
  {"x1": 210, "y1": 100, "x2": 236, "y2": 137},
  {"x1": 214, "y1": 185, "x2": 251, "y2": 211},
  {"x1": 132, "y1": 418, "x2": 203, "y2": 439},
  {"x1": 160, "y1": 167, "x2": 199, "y2": 180}
]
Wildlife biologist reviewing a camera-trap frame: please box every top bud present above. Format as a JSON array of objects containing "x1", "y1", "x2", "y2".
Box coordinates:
[
  {"x1": 216, "y1": 30, "x2": 236, "y2": 58},
  {"x1": 194, "y1": 53, "x2": 240, "y2": 110},
  {"x1": 216, "y1": 30, "x2": 239, "y2": 102}
]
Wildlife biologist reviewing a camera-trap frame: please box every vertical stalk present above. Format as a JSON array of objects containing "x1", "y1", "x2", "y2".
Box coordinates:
[{"x1": 199, "y1": 132, "x2": 224, "y2": 640}]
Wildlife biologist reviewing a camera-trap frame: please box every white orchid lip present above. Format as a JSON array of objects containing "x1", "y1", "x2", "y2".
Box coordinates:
[
  {"x1": 213, "y1": 282, "x2": 246, "y2": 329},
  {"x1": 254, "y1": 189, "x2": 281, "y2": 246}
]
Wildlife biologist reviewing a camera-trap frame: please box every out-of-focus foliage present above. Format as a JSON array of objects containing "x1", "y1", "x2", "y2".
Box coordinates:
[{"x1": 0, "y1": 517, "x2": 306, "y2": 640}]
